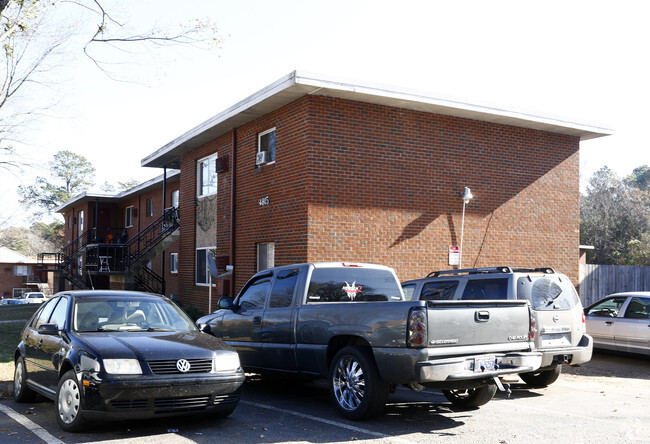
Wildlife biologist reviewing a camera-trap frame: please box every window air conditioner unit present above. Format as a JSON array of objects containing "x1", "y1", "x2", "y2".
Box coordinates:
[{"x1": 256, "y1": 150, "x2": 268, "y2": 166}]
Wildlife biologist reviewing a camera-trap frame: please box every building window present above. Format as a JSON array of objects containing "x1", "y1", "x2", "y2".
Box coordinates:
[
  {"x1": 146, "y1": 198, "x2": 153, "y2": 217},
  {"x1": 78, "y1": 210, "x2": 84, "y2": 235},
  {"x1": 196, "y1": 247, "x2": 216, "y2": 285},
  {"x1": 170, "y1": 253, "x2": 178, "y2": 274},
  {"x1": 171, "y1": 190, "x2": 179, "y2": 208},
  {"x1": 125, "y1": 206, "x2": 134, "y2": 228},
  {"x1": 14, "y1": 265, "x2": 31, "y2": 276},
  {"x1": 198, "y1": 154, "x2": 218, "y2": 197},
  {"x1": 257, "y1": 242, "x2": 275, "y2": 272},
  {"x1": 258, "y1": 128, "x2": 276, "y2": 164}
]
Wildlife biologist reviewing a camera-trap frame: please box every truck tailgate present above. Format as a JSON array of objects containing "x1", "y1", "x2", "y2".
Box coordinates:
[{"x1": 425, "y1": 300, "x2": 532, "y2": 355}]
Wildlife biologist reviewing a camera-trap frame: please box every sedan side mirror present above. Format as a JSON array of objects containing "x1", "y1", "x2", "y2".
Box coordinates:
[
  {"x1": 198, "y1": 323, "x2": 212, "y2": 334},
  {"x1": 38, "y1": 323, "x2": 60, "y2": 335},
  {"x1": 218, "y1": 297, "x2": 234, "y2": 310}
]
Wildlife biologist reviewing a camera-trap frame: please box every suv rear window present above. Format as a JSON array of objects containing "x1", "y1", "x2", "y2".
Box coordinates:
[
  {"x1": 516, "y1": 276, "x2": 580, "y2": 311},
  {"x1": 421, "y1": 280, "x2": 459, "y2": 301},
  {"x1": 461, "y1": 279, "x2": 508, "y2": 300},
  {"x1": 307, "y1": 268, "x2": 403, "y2": 303}
]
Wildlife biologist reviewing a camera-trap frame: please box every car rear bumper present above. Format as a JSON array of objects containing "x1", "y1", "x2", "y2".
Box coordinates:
[
  {"x1": 538, "y1": 334, "x2": 593, "y2": 367},
  {"x1": 80, "y1": 372, "x2": 246, "y2": 421}
]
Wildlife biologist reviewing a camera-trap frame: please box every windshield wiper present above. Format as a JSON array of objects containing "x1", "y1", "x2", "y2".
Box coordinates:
[{"x1": 546, "y1": 289, "x2": 564, "y2": 306}]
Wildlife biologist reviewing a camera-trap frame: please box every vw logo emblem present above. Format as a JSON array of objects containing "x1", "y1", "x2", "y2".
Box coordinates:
[{"x1": 176, "y1": 359, "x2": 191, "y2": 373}]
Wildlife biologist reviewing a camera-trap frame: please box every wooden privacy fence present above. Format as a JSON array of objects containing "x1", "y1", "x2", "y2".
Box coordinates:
[{"x1": 579, "y1": 264, "x2": 650, "y2": 307}]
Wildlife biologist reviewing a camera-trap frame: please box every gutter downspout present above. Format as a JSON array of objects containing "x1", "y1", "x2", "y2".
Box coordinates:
[{"x1": 230, "y1": 128, "x2": 237, "y2": 296}]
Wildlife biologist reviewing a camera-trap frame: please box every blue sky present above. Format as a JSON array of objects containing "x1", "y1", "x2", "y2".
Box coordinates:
[{"x1": 5, "y1": 0, "x2": 649, "y2": 226}]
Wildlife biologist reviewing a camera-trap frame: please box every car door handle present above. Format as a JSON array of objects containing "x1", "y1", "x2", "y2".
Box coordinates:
[
  {"x1": 475, "y1": 311, "x2": 490, "y2": 322},
  {"x1": 37, "y1": 340, "x2": 43, "y2": 348},
  {"x1": 605, "y1": 321, "x2": 613, "y2": 326},
  {"x1": 253, "y1": 316, "x2": 262, "y2": 325}
]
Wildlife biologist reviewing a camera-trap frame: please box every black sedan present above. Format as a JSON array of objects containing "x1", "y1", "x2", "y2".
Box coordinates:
[{"x1": 14, "y1": 290, "x2": 245, "y2": 432}]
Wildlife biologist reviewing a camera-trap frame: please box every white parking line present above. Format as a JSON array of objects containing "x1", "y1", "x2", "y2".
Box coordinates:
[
  {"x1": 241, "y1": 400, "x2": 412, "y2": 444},
  {"x1": 0, "y1": 404, "x2": 65, "y2": 444}
]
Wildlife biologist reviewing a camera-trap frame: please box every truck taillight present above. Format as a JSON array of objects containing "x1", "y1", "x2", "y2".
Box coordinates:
[
  {"x1": 529, "y1": 315, "x2": 536, "y2": 340},
  {"x1": 408, "y1": 307, "x2": 427, "y2": 348}
]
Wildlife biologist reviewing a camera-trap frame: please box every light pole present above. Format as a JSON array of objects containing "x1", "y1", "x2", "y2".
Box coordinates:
[{"x1": 459, "y1": 187, "x2": 473, "y2": 269}]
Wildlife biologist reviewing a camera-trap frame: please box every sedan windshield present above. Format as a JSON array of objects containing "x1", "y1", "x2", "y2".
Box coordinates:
[{"x1": 74, "y1": 297, "x2": 197, "y2": 332}]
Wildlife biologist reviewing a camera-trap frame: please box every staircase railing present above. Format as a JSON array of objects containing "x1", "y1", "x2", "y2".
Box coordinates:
[
  {"x1": 134, "y1": 266, "x2": 165, "y2": 294},
  {"x1": 123, "y1": 207, "x2": 180, "y2": 268}
]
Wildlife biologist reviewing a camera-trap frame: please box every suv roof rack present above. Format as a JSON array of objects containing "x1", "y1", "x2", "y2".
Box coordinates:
[{"x1": 425, "y1": 266, "x2": 555, "y2": 278}]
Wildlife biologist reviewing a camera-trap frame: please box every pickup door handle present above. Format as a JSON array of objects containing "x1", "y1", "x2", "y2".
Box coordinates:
[
  {"x1": 253, "y1": 316, "x2": 262, "y2": 325},
  {"x1": 475, "y1": 311, "x2": 490, "y2": 322}
]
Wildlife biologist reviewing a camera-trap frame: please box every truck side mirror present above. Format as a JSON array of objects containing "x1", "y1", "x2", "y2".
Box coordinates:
[{"x1": 218, "y1": 297, "x2": 234, "y2": 310}]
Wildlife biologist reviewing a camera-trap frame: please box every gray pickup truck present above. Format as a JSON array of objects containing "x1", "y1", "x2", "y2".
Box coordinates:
[{"x1": 197, "y1": 262, "x2": 542, "y2": 419}]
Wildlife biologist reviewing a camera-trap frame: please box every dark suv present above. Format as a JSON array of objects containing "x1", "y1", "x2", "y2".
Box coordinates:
[{"x1": 402, "y1": 266, "x2": 593, "y2": 387}]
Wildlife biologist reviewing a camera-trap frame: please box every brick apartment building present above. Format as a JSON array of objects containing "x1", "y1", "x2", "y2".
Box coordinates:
[
  {"x1": 47, "y1": 72, "x2": 611, "y2": 312},
  {"x1": 45, "y1": 172, "x2": 181, "y2": 297},
  {"x1": 137, "y1": 71, "x2": 611, "y2": 310}
]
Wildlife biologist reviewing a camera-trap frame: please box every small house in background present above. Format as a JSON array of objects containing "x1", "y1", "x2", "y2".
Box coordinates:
[{"x1": 0, "y1": 246, "x2": 51, "y2": 298}]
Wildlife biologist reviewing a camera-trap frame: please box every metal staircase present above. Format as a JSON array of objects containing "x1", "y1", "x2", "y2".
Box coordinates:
[{"x1": 38, "y1": 207, "x2": 180, "y2": 291}]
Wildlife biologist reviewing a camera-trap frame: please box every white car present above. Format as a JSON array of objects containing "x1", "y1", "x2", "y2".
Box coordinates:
[
  {"x1": 585, "y1": 292, "x2": 650, "y2": 356},
  {"x1": 22, "y1": 292, "x2": 47, "y2": 304}
]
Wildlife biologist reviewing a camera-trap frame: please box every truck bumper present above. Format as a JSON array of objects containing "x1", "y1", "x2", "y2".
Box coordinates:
[
  {"x1": 538, "y1": 334, "x2": 593, "y2": 368},
  {"x1": 372, "y1": 347, "x2": 542, "y2": 384},
  {"x1": 416, "y1": 352, "x2": 543, "y2": 382}
]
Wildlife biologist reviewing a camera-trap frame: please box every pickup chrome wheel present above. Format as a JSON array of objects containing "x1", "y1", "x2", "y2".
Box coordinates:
[
  {"x1": 14, "y1": 356, "x2": 36, "y2": 403},
  {"x1": 519, "y1": 365, "x2": 562, "y2": 388},
  {"x1": 443, "y1": 384, "x2": 497, "y2": 408},
  {"x1": 56, "y1": 370, "x2": 89, "y2": 432},
  {"x1": 329, "y1": 346, "x2": 389, "y2": 420}
]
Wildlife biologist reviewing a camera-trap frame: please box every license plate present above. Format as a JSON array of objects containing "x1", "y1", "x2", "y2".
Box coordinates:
[{"x1": 474, "y1": 356, "x2": 496, "y2": 372}]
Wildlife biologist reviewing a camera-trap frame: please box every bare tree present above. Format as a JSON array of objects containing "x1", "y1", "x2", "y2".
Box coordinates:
[{"x1": 0, "y1": 0, "x2": 221, "y2": 171}]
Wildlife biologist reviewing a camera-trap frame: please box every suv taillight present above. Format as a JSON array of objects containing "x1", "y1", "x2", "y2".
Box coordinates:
[
  {"x1": 529, "y1": 314, "x2": 536, "y2": 340},
  {"x1": 408, "y1": 307, "x2": 427, "y2": 348},
  {"x1": 581, "y1": 312, "x2": 586, "y2": 334}
]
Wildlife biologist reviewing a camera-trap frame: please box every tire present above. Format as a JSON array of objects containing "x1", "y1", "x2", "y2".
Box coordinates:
[
  {"x1": 14, "y1": 356, "x2": 36, "y2": 403},
  {"x1": 329, "y1": 346, "x2": 389, "y2": 420},
  {"x1": 55, "y1": 370, "x2": 89, "y2": 432},
  {"x1": 519, "y1": 365, "x2": 562, "y2": 388},
  {"x1": 442, "y1": 384, "x2": 497, "y2": 408}
]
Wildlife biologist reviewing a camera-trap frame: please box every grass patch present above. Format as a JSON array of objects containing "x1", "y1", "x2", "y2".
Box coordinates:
[
  {"x1": 0, "y1": 305, "x2": 38, "y2": 363},
  {"x1": 0, "y1": 305, "x2": 39, "y2": 322}
]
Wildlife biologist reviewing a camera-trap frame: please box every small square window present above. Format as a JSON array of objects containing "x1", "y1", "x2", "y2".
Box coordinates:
[
  {"x1": 171, "y1": 190, "x2": 179, "y2": 208},
  {"x1": 170, "y1": 253, "x2": 178, "y2": 274},
  {"x1": 198, "y1": 154, "x2": 218, "y2": 197},
  {"x1": 257, "y1": 242, "x2": 275, "y2": 272},
  {"x1": 196, "y1": 247, "x2": 216, "y2": 285},
  {"x1": 257, "y1": 128, "x2": 276, "y2": 164},
  {"x1": 146, "y1": 198, "x2": 153, "y2": 217},
  {"x1": 125, "y1": 206, "x2": 134, "y2": 228}
]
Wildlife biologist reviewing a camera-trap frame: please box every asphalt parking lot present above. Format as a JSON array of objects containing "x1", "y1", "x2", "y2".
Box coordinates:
[{"x1": 0, "y1": 350, "x2": 648, "y2": 444}]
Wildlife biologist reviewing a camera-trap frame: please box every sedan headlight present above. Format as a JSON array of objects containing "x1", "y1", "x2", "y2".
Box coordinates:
[
  {"x1": 103, "y1": 359, "x2": 142, "y2": 375},
  {"x1": 214, "y1": 353, "x2": 241, "y2": 373}
]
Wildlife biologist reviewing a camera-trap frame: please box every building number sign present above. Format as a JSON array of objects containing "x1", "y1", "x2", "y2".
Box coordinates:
[{"x1": 259, "y1": 196, "x2": 270, "y2": 206}]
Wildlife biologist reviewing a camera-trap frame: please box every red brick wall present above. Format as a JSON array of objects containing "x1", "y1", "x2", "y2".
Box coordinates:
[
  {"x1": 303, "y1": 96, "x2": 580, "y2": 282},
  {"x1": 0, "y1": 263, "x2": 35, "y2": 298},
  {"x1": 174, "y1": 94, "x2": 581, "y2": 311}
]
